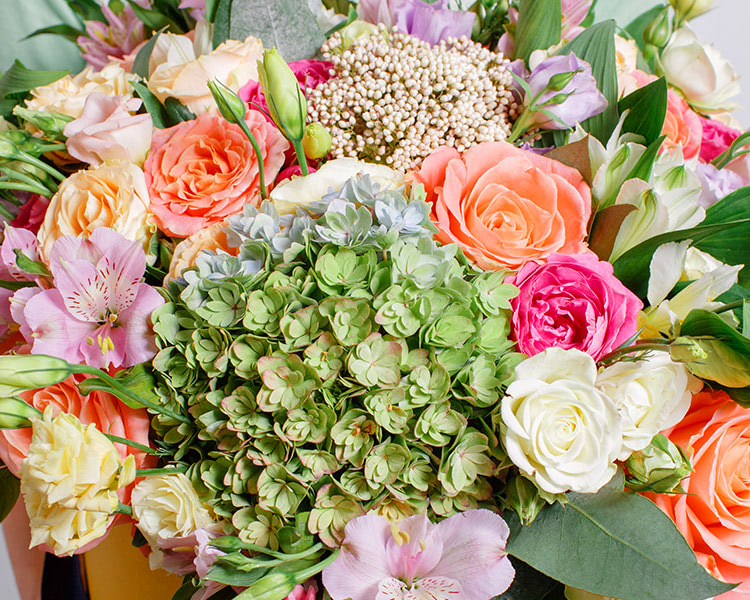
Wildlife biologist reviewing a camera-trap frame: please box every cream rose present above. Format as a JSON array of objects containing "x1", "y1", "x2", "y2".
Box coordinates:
[
  {"x1": 270, "y1": 158, "x2": 405, "y2": 215},
  {"x1": 147, "y1": 33, "x2": 264, "y2": 114},
  {"x1": 661, "y1": 27, "x2": 740, "y2": 114},
  {"x1": 25, "y1": 63, "x2": 134, "y2": 119},
  {"x1": 131, "y1": 472, "x2": 215, "y2": 543},
  {"x1": 500, "y1": 348, "x2": 622, "y2": 494},
  {"x1": 20, "y1": 408, "x2": 135, "y2": 555},
  {"x1": 37, "y1": 161, "x2": 153, "y2": 260},
  {"x1": 596, "y1": 353, "x2": 694, "y2": 460},
  {"x1": 167, "y1": 221, "x2": 236, "y2": 281}
]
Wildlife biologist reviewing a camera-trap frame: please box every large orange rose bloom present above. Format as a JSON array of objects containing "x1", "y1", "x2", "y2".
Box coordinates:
[
  {"x1": 145, "y1": 109, "x2": 288, "y2": 237},
  {"x1": 0, "y1": 375, "x2": 153, "y2": 478},
  {"x1": 647, "y1": 389, "x2": 750, "y2": 598},
  {"x1": 409, "y1": 142, "x2": 591, "y2": 270}
]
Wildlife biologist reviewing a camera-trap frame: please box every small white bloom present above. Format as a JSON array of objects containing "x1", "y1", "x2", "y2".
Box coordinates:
[
  {"x1": 596, "y1": 353, "x2": 694, "y2": 460},
  {"x1": 501, "y1": 348, "x2": 622, "y2": 494}
]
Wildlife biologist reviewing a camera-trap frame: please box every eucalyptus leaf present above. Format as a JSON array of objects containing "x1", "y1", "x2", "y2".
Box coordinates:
[
  {"x1": 213, "y1": 0, "x2": 232, "y2": 47},
  {"x1": 228, "y1": 0, "x2": 326, "y2": 62},
  {"x1": 513, "y1": 0, "x2": 562, "y2": 65},
  {"x1": 557, "y1": 20, "x2": 618, "y2": 143},
  {"x1": 618, "y1": 77, "x2": 667, "y2": 145},
  {"x1": 0, "y1": 461, "x2": 19, "y2": 523},
  {"x1": 505, "y1": 472, "x2": 735, "y2": 600}
]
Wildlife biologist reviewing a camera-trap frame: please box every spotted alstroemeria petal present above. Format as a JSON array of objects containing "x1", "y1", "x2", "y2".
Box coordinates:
[{"x1": 376, "y1": 576, "x2": 463, "y2": 600}]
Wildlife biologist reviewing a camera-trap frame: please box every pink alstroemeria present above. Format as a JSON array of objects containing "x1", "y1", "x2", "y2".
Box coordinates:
[
  {"x1": 561, "y1": 0, "x2": 593, "y2": 40},
  {"x1": 0, "y1": 225, "x2": 42, "y2": 283},
  {"x1": 322, "y1": 509, "x2": 515, "y2": 600},
  {"x1": 77, "y1": 2, "x2": 150, "y2": 70},
  {"x1": 16, "y1": 228, "x2": 163, "y2": 369}
]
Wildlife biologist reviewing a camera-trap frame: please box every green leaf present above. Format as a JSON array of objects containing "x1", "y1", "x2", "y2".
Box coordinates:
[
  {"x1": 13, "y1": 249, "x2": 51, "y2": 277},
  {"x1": 66, "y1": 0, "x2": 106, "y2": 21},
  {"x1": 624, "y1": 5, "x2": 665, "y2": 50},
  {"x1": 205, "y1": 0, "x2": 221, "y2": 23},
  {"x1": 213, "y1": 0, "x2": 233, "y2": 47},
  {"x1": 228, "y1": 0, "x2": 326, "y2": 62},
  {"x1": 505, "y1": 472, "x2": 736, "y2": 600},
  {"x1": 626, "y1": 134, "x2": 665, "y2": 183},
  {"x1": 618, "y1": 77, "x2": 667, "y2": 145},
  {"x1": 132, "y1": 28, "x2": 167, "y2": 79},
  {"x1": 677, "y1": 309, "x2": 750, "y2": 388},
  {"x1": 557, "y1": 20, "x2": 618, "y2": 143},
  {"x1": 24, "y1": 24, "x2": 86, "y2": 44},
  {"x1": 0, "y1": 461, "x2": 20, "y2": 523},
  {"x1": 164, "y1": 97, "x2": 196, "y2": 124},
  {"x1": 0, "y1": 61, "x2": 69, "y2": 99},
  {"x1": 694, "y1": 185, "x2": 750, "y2": 287},
  {"x1": 513, "y1": 0, "x2": 562, "y2": 65},
  {"x1": 128, "y1": 0, "x2": 182, "y2": 31},
  {"x1": 130, "y1": 80, "x2": 168, "y2": 129}
]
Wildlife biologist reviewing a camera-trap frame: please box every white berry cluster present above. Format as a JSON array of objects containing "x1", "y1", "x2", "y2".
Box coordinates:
[{"x1": 309, "y1": 26, "x2": 519, "y2": 171}]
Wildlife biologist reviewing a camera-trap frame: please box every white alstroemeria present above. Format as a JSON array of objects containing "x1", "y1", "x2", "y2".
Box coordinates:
[
  {"x1": 306, "y1": 0, "x2": 347, "y2": 31},
  {"x1": 609, "y1": 180, "x2": 669, "y2": 262},
  {"x1": 639, "y1": 241, "x2": 742, "y2": 337}
]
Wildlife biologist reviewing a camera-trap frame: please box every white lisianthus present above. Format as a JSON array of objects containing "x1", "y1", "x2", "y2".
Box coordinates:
[
  {"x1": 596, "y1": 353, "x2": 694, "y2": 460},
  {"x1": 661, "y1": 27, "x2": 740, "y2": 114},
  {"x1": 20, "y1": 408, "x2": 135, "y2": 555},
  {"x1": 500, "y1": 348, "x2": 622, "y2": 495},
  {"x1": 131, "y1": 472, "x2": 216, "y2": 544},
  {"x1": 269, "y1": 158, "x2": 405, "y2": 215}
]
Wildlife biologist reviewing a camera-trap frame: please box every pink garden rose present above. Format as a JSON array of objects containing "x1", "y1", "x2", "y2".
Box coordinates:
[
  {"x1": 64, "y1": 94, "x2": 153, "y2": 166},
  {"x1": 507, "y1": 252, "x2": 642, "y2": 360},
  {"x1": 699, "y1": 115, "x2": 742, "y2": 163}
]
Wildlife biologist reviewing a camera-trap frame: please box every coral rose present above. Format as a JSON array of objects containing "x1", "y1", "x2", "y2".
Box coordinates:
[
  {"x1": 647, "y1": 390, "x2": 750, "y2": 598},
  {"x1": 409, "y1": 142, "x2": 591, "y2": 270},
  {"x1": 144, "y1": 110, "x2": 288, "y2": 237},
  {"x1": 37, "y1": 161, "x2": 153, "y2": 260},
  {"x1": 166, "y1": 221, "x2": 237, "y2": 280},
  {"x1": 0, "y1": 374, "x2": 152, "y2": 477},
  {"x1": 507, "y1": 252, "x2": 642, "y2": 361}
]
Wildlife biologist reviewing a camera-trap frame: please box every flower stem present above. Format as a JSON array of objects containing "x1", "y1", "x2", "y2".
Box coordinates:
[
  {"x1": 16, "y1": 151, "x2": 65, "y2": 182},
  {"x1": 237, "y1": 120, "x2": 267, "y2": 199},
  {"x1": 291, "y1": 138, "x2": 309, "y2": 176},
  {"x1": 105, "y1": 434, "x2": 160, "y2": 455},
  {"x1": 712, "y1": 300, "x2": 744, "y2": 314},
  {"x1": 136, "y1": 467, "x2": 187, "y2": 476},
  {"x1": 597, "y1": 340, "x2": 673, "y2": 367},
  {"x1": 0, "y1": 181, "x2": 51, "y2": 197},
  {"x1": 70, "y1": 364, "x2": 192, "y2": 425}
]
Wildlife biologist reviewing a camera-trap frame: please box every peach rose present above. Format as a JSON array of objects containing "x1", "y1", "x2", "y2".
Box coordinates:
[
  {"x1": 408, "y1": 142, "x2": 591, "y2": 270},
  {"x1": 147, "y1": 33, "x2": 263, "y2": 114},
  {"x1": 37, "y1": 161, "x2": 153, "y2": 260},
  {"x1": 0, "y1": 374, "x2": 153, "y2": 477},
  {"x1": 166, "y1": 221, "x2": 237, "y2": 280},
  {"x1": 144, "y1": 110, "x2": 288, "y2": 238},
  {"x1": 647, "y1": 390, "x2": 750, "y2": 597}
]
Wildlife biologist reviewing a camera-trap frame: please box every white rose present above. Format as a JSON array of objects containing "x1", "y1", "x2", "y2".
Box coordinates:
[
  {"x1": 500, "y1": 348, "x2": 622, "y2": 494},
  {"x1": 269, "y1": 157, "x2": 405, "y2": 215},
  {"x1": 596, "y1": 353, "x2": 693, "y2": 460},
  {"x1": 661, "y1": 27, "x2": 740, "y2": 114},
  {"x1": 131, "y1": 472, "x2": 216, "y2": 543}
]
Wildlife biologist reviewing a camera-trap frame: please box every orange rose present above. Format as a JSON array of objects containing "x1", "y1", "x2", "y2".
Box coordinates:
[
  {"x1": 647, "y1": 390, "x2": 750, "y2": 597},
  {"x1": 408, "y1": 142, "x2": 591, "y2": 270},
  {"x1": 166, "y1": 220, "x2": 237, "y2": 280},
  {"x1": 144, "y1": 109, "x2": 288, "y2": 238},
  {"x1": 0, "y1": 375, "x2": 153, "y2": 477}
]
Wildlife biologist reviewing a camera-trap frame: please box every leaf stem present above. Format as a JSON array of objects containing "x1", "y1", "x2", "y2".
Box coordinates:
[
  {"x1": 292, "y1": 138, "x2": 309, "y2": 176},
  {"x1": 597, "y1": 340, "x2": 673, "y2": 367},
  {"x1": 237, "y1": 120, "x2": 267, "y2": 199},
  {"x1": 136, "y1": 467, "x2": 187, "y2": 476}
]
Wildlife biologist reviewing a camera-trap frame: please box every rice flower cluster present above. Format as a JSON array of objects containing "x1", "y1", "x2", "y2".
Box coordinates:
[{"x1": 309, "y1": 26, "x2": 518, "y2": 170}]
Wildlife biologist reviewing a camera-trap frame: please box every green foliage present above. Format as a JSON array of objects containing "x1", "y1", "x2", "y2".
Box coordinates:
[
  {"x1": 514, "y1": 0, "x2": 562, "y2": 65},
  {"x1": 505, "y1": 472, "x2": 735, "y2": 600},
  {"x1": 0, "y1": 461, "x2": 19, "y2": 523},
  {"x1": 618, "y1": 77, "x2": 668, "y2": 145}
]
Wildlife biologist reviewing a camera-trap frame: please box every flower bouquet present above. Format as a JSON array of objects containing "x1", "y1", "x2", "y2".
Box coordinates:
[{"x1": 0, "y1": 0, "x2": 749, "y2": 599}]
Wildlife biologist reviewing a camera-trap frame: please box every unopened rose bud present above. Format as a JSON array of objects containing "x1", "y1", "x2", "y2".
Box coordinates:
[
  {"x1": 0, "y1": 396, "x2": 41, "y2": 429},
  {"x1": 644, "y1": 7, "x2": 672, "y2": 48},
  {"x1": 257, "y1": 48, "x2": 307, "y2": 141},
  {"x1": 505, "y1": 473, "x2": 547, "y2": 525},
  {"x1": 302, "y1": 122, "x2": 332, "y2": 159},
  {"x1": 625, "y1": 434, "x2": 692, "y2": 493},
  {"x1": 669, "y1": 0, "x2": 713, "y2": 22},
  {"x1": 207, "y1": 80, "x2": 247, "y2": 126},
  {"x1": 0, "y1": 354, "x2": 72, "y2": 397}
]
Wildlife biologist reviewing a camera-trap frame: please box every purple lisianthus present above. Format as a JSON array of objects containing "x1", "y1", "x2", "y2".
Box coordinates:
[
  {"x1": 694, "y1": 161, "x2": 746, "y2": 209},
  {"x1": 77, "y1": 2, "x2": 149, "y2": 70},
  {"x1": 179, "y1": 0, "x2": 206, "y2": 20},
  {"x1": 358, "y1": 0, "x2": 475, "y2": 45},
  {"x1": 522, "y1": 53, "x2": 607, "y2": 130}
]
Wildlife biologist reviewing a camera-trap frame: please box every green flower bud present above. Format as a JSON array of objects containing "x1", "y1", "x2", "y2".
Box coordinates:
[
  {"x1": 625, "y1": 434, "x2": 692, "y2": 493},
  {"x1": 0, "y1": 354, "x2": 71, "y2": 396},
  {"x1": 257, "y1": 48, "x2": 307, "y2": 141},
  {"x1": 303, "y1": 332, "x2": 344, "y2": 382},
  {"x1": 320, "y1": 297, "x2": 374, "y2": 347},
  {"x1": 296, "y1": 448, "x2": 339, "y2": 478},
  {"x1": 12, "y1": 107, "x2": 73, "y2": 142},
  {"x1": 504, "y1": 474, "x2": 548, "y2": 525},
  {"x1": 413, "y1": 402, "x2": 466, "y2": 447},
  {"x1": 438, "y1": 429, "x2": 494, "y2": 496},
  {"x1": 338, "y1": 21, "x2": 378, "y2": 50},
  {"x1": 256, "y1": 355, "x2": 320, "y2": 412},
  {"x1": 331, "y1": 409, "x2": 379, "y2": 468},
  {"x1": 365, "y1": 388, "x2": 411, "y2": 434},
  {"x1": 301, "y1": 122, "x2": 332, "y2": 159},
  {"x1": 235, "y1": 572, "x2": 297, "y2": 600},
  {"x1": 233, "y1": 506, "x2": 284, "y2": 550},
  {"x1": 207, "y1": 80, "x2": 247, "y2": 125},
  {"x1": 337, "y1": 470, "x2": 376, "y2": 501},
  {"x1": 257, "y1": 464, "x2": 307, "y2": 516},
  {"x1": 669, "y1": 0, "x2": 712, "y2": 22},
  {"x1": 364, "y1": 442, "x2": 410, "y2": 486},
  {"x1": 0, "y1": 396, "x2": 41, "y2": 428},
  {"x1": 347, "y1": 333, "x2": 402, "y2": 387},
  {"x1": 404, "y1": 363, "x2": 450, "y2": 407},
  {"x1": 644, "y1": 6, "x2": 672, "y2": 48},
  {"x1": 308, "y1": 483, "x2": 364, "y2": 547}
]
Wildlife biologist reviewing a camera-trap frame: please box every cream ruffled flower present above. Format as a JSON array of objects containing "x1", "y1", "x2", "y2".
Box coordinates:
[{"x1": 20, "y1": 407, "x2": 135, "y2": 555}]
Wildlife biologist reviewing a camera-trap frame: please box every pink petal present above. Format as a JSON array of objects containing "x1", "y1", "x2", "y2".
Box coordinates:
[
  {"x1": 322, "y1": 513, "x2": 394, "y2": 600},
  {"x1": 385, "y1": 514, "x2": 443, "y2": 581},
  {"x1": 9, "y1": 286, "x2": 43, "y2": 342},
  {"x1": 429, "y1": 510, "x2": 515, "y2": 600},
  {"x1": 115, "y1": 284, "x2": 164, "y2": 366}
]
